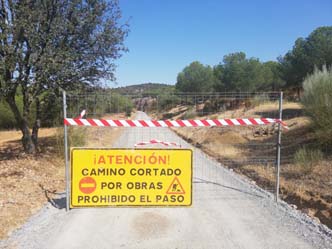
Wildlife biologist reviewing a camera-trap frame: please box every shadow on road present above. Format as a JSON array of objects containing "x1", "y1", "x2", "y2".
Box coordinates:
[
  {"x1": 193, "y1": 177, "x2": 264, "y2": 199},
  {"x1": 49, "y1": 196, "x2": 66, "y2": 209},
  {"x1": 39, "y1": 184, "x2": 66, "y2": 209}
]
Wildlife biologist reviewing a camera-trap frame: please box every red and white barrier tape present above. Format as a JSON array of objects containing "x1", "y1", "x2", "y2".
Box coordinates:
[
  {"x1": 134, "y1": 139, "x2": 182, "y2": 148},
  {"x1": 75, "y1": 110, "x2": 86, "y2": 119},
  {"x1": 64, "y1": 117, "x2": 289, "y2": 129}
]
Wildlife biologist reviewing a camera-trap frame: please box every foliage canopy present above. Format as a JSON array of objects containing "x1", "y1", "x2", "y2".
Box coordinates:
[
  {"x1": 176, "y1": 61, "x2": 215, "y2": 93},
  {"x1": 0, "y1": 0, "x2": 128, "y2": 152},
  {"x1": 279, "y1": 26, "x2": 332, "y2": 89}
]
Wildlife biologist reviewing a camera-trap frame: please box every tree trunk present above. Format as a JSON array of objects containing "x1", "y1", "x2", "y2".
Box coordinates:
[
  {"x1": 22, "y1": 122, "x2": 36, "y2": 154},
  {"x1": 32, "y1": 98, "x2": 41, "y2": 150},
  {"x1": 6, "y1": 94, "x2": 36, "y2": 154}
]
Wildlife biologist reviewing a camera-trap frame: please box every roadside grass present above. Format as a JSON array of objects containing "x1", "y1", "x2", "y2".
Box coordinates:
[
  {"x1": 171, "y1": 101, "x2": 332, "y2": 229},
  {"x1": 293, "y1": 147, "x2": 323, "y2": 174},
  {"x1": 182, "y1": 109, "x2": 197, "y2": 119},
  {"x1": 0, "y1": 113, "x2": 125, "y2": 240},
  {"x1": 55, "y1": 126, "x2": 87, "y2": 157},
  {"x1": 0, "y1": 135, "x2": 65, "y2": 240}
]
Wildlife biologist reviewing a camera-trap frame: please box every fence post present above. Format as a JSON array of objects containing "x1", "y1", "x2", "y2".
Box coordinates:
[
  {"x1": 275, "y1": 91, "x2": 283, "y2": 202},
  {"x1": 63, "y1": 91, "x2": 70, "y2": 211}
]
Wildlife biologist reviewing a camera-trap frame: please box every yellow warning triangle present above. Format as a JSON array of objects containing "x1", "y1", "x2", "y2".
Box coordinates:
[{"x1": 166, "y1": 177, "x2": 185, "y2": 194}]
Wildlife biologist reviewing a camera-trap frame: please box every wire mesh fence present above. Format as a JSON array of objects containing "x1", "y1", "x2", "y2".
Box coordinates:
[
  {"x1": 165, "y1": 92, "x2": 282, "y2": 194},
  {"x1": 61, "y1": 91, "x2": 286, "y2": 198}
]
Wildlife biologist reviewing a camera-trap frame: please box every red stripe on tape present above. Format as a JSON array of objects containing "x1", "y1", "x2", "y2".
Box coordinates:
[
  {"x1": 188, "y1": 120, "x2": 198, "y2": 126},
  {"x1": 151, "y1": 120, "x2": 161, "y2": 127},
  {"x1": 213, "y1": 119, "x2": 222, "y2": 126},
  {"x1": 88, "y1": 119, "x2": 98, "y2": 126},
  {"x1": 126, "y1": 120, "x2": 135, "y2": 127},
  {"x1": 261, "y1": 118, "x2": 270, "y2": 124},
  {"x1": 64, "y1": 119, "x2": 70, "y2": 126},
  {"x1": 176, "y1": 120, "x2": 186, "y2": 127},
  {"x1": 225, "y1": 119, "x2": 234, "y2": 126},
  {"x1": 100, "y1": 119, "x2": 110, "y2": 126},
  {"x1": 74, "y1": 118, "x2": 84, "y2": 126},
  {"x1": 200, "y1": 120, "x2": 210, "y2": 126},
  {"x1": 237, "y1": 119, "x2": 246, "y2": 125},
  {"x1": 139, "y1": 120, "x2": 149, "y2": 127},
  {"x1": 164, "y1": 120, "x2": 173, "y2": 127},
  {"x1": 113, "y1": 120, "x2": 123, "y2": 126}
]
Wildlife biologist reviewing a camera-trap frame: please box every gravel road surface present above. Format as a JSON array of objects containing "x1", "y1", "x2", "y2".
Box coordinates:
[{"x1": 1, "y1": 111, "x2": 332, "y2": 249}]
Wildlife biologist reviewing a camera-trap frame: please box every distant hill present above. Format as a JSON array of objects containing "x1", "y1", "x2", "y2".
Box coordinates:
[{"x1": 113, "y1": 83, "x2": 175, "y2": 96}]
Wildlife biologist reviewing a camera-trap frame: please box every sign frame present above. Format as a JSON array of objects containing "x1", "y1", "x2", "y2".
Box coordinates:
[{"x1": 70, "y1": 148, "x2": 193, "y2": 208}]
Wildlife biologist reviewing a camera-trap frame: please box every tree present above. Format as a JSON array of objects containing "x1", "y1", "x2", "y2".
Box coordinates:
[
  {"x1": 213, "y1": 52, "x2": 275, "y2": 92},
  {"x1": 279, "y1": 26, "x2": 332, "y2": 92},
  {"x1": 212, "y1": 64, "x2": 224, "y2": 92},
  {"x1": 221, "y1": 52, "x2": 247, "y2": 91},
  {"x1": 0, "y1": 0, "x2": 128, "y2": 153},
  {"x1": 261, "y1": 61, "x2": 285, "y2": 91},
  {"x1": 176, "y1": 61, "x2": 215, "y2": 93}
]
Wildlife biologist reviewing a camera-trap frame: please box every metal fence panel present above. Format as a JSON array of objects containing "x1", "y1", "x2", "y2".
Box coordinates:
[{"x1": 62, "y1": 91, "x2": 285, "y2": 210}]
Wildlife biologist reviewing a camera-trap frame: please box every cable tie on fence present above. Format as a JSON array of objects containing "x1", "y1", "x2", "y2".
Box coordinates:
[
  {"x1": 134, "y1": 139, "x2": 182, "y2": 148},
  {"x1": 275, "y1": 119, "x2": 289, "y2": 130}
]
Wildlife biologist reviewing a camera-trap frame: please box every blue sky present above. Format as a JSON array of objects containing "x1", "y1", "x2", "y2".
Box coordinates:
[{"x1": 113, "y1": 0, "x2": 332, "y2": 87}]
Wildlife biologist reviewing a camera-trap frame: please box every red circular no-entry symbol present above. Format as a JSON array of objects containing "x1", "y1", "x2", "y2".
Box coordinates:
[{"x1": 79, "y1": 177, "x2": 97, "y2": 194}]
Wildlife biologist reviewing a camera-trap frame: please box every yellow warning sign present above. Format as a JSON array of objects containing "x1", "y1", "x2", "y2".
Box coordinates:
[{"x1": 70, "y1": 148, "x2": 192, "y2": 208}]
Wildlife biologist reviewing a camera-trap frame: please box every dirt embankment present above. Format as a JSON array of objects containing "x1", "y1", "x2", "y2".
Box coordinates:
[
  {"x1": 0, "y1": 114, "x2": 125, "y2": 240},
  {"x1": 0, "y1": 128, "x2": 64, "y2": 240},
  {"x1": 171, "y1": 102, "x2": 332, "y2": 230}
]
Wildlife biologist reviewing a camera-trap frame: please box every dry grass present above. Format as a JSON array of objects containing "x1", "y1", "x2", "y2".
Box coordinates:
[
  {"x1": 0, "y1": 128, "x2": 57, "y2": 146},
  {"x1": 0, "y1": 114, "x2": 125, "y2": 240},
  {"x1": 206, "y1": 143, "x2": 243, "y2": 159},
  {"x1": 172, "y1": 101, "x2": 332, "y2": 229},
  {"x1": 0, "y1": 136, "x2": 65, "y2": 240},
  {"x1": 85, "y1": 113, "x2": 126, "y2": 148}
]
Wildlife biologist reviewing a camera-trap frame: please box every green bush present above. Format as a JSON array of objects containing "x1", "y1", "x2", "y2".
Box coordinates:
[
  {"x1": 245, "y1": 93, "x2": 271, "y2": 109},
  {"x1": 158, "y1": 94, "x2": 180, "y2": 111},
  {"x1": 107, "y1": 93, "x2": 133, "y2": 116},
  {"x1": 0, "y1": 91, "x2": 38, "y2": 129},
  {"x1": 183, "y1": 109, "x2": 197, "y2": 119},
  {"x1": 294, "y1": 147, "x2": 323, "y2": 174},
  {"x1": 302, "y1": 66, "x2": 332, "y2": 145},
  {"x1": 0, "y1": 100, "x2": 16, "y2": 129},
  {"x1": 201, "y1": 99, "x2": 221, "y2": 115}
]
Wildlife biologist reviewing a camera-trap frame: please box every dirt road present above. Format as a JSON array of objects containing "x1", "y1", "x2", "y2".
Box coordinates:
[{"x1": 1, "y1": 112, "x2": 331, "y2": 249}]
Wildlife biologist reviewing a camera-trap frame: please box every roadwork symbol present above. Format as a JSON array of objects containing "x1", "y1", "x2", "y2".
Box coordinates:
[
  {"x1": 79, "y1": 177, "x2": 96, "y2": 194},
  {"x1": 166, "y1": 177, "x2": 185, "y2": 194}
]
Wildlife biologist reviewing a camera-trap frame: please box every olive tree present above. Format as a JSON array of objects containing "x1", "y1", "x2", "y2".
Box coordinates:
[{"x1": 0, "y1": 0, "x2": 128, "y2": 153}]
